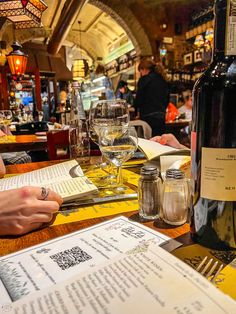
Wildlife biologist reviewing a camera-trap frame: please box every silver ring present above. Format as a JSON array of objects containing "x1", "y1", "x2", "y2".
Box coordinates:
[{"x1": 40, "y1": 187, "x2": 49, "y2": 200}]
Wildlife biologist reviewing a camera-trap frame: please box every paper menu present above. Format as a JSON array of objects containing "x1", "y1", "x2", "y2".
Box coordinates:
[
  {"x1": 9, "y1": 244, "x2": 236, "y2": 314},
  {"x1": 138, "y1": 137, "x2": 190, "y2": 161},
  {"x1": 0, "y1": 160, "x2": 97, "y2": 202},
  {"x1": 0, "y1": 217, "x2": 170, "y2": 305}
]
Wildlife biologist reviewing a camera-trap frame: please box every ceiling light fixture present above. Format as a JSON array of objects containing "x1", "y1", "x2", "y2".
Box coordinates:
[
  {"x1": 0, "y1": 0, "x2": 47, "y2": 29},
  {"x1": 72, "y1": 21, "x2": 88, "y2": 80}
]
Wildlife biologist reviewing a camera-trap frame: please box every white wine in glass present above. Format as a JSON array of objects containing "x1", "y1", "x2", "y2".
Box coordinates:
[{"x1": 99, "y1": 126, "x2": 138, "y2": 191}]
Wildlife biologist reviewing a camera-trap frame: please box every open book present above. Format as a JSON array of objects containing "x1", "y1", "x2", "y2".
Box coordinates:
[
  {"x1": 138, "y1": 137, "x2": 190, "y2": 161},
  {"x1": 0, "y1": 160, "x2": 98, "y2": 202}
]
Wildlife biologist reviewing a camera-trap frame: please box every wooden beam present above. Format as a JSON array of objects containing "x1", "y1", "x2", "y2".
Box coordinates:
[{"x1": 47, "y1": 0, "x2": 87, "y2": 55}]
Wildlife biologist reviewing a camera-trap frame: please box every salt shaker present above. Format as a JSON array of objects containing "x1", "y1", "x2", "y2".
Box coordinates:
[
  {"x1": 162, "y1": 169, "x2": 189, "y2": 226},
  {"x1": 138, "y1": 166, "x2": 161, "y2": 220}
]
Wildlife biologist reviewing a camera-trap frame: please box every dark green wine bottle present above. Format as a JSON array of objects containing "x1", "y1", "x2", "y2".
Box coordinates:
[{"x1": 191, "y1": 0, "x2": 236, "y2": 249}]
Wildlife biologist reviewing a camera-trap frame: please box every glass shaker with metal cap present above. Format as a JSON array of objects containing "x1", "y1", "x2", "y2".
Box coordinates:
[
  {"x1": 138, "y1": 166, "x2": 161, "y2": 220},
  {"x1": 162, "y1": 169, "x2": 189, "y2": 225}
]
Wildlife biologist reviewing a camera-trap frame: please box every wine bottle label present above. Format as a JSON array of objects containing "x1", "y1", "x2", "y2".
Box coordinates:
[
  {"x1": 225, "y1": 0, "x2": 236, "y2": 55},
  {"x1": 200, "y1": 147, "x2": 236, "y2": 201}
]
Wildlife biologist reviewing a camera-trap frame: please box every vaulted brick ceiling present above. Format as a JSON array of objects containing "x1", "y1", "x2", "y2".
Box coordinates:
[{"x1": 2, "y1": 0, "x2": 213, "y2": 61}]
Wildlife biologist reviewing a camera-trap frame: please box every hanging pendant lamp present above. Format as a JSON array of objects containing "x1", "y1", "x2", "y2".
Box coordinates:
[
  {"x1": 0, "y1": 0, "x2": 47, "y2": 29},
  {"x1": 72, "y1": 21, "x2": 89, "y2": 80},
  {"x1": 6, "y1": 41, "x2": 28, "y2": 76}
]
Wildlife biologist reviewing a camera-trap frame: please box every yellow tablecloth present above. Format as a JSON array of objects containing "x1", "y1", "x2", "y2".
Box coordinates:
[{"x1": 53, "y1": 168, "x2": 140, "y2": 226}]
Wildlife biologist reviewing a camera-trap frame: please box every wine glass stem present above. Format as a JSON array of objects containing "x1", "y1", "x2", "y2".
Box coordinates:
[{"x1": 116, "y1": 165, "x2": 123, "y2": 187}]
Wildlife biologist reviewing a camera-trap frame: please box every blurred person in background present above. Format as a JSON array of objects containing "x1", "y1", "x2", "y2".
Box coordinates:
[
  {"x1": 116, "y1": 80, "x2": 134, "y2": 106},
  {"x1": 134, "y1": 58, "x2": 169, "y2": 136},
  {"x1": 178, "y1": 93, "x2": 193, "y2": 120}
]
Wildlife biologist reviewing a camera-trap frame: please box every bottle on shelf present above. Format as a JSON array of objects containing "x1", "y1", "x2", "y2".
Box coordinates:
[{"x1": 191, "y1": 0, "x2": 236, "y2": 249}]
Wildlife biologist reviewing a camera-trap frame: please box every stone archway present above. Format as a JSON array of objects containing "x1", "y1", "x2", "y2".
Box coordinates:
[{"x1": 89, "y1": 0, "x2": 153, "y2": 56}]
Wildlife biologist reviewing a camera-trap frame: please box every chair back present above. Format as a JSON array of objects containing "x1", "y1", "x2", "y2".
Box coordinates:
[
  {"x1": 15, "y1": 121, "x2": 48, "y2": 135},
  {"x1": 46, "y1": 130, "x2": 70, "y2": 160},
  {"x1": 129, "y1": 120, "x2": 152, "y2": 139}
]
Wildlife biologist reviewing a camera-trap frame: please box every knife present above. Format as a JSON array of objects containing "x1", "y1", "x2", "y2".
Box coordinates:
[{"x1": 60, "y1": 193, "x2": 138, "y2": 209}]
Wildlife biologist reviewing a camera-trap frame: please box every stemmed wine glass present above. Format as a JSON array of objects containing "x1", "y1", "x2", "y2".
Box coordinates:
[
  {"x1": 0, "y1": 110, "x2": 13, "y2": 138},
  {"x1": 38, "y1": 111, "x2": 44, "y2": 122},
  {"x1": 88, "y1": 99, "x2": 130, "y2": 187},
  {"x1": 89, "y1": 99, "x2": 130, "y2": 142},
  {"x1": 99, "y1": 126, "x2": 138, "y2": 192}
]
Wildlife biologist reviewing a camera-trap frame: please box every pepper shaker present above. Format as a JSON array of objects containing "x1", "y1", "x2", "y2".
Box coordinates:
[{"x1": 138, "y1": 166, "x2": 161, "y2": 220}]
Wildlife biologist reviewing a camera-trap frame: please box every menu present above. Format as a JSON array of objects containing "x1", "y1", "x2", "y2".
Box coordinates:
[
  {"x1": 0, "y1": 217, "x2": 170, "y2": 305},
  {"x1": 6, "y1": 244, "x2": 236, "y2": 314}
]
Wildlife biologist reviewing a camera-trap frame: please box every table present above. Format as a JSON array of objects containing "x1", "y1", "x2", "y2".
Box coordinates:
[
  {"x1": 0, "y1": 134, "x2": 47, "y2": 153},
  {"x1": 166, "y1": 119, "x2": 191, "y2": 144},
  {"x1": 0, "y1": 161, "x2": 190, "y2": 256}
]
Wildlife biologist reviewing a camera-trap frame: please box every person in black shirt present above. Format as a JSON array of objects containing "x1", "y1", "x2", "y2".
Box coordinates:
[{"x1": 134, "y1": 58, "x2": 169, "y2": 136}]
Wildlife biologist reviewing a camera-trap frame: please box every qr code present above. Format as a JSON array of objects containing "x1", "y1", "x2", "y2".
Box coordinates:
[{"x1": 50, "y1": 246, "x2": 92, "y2": 270}]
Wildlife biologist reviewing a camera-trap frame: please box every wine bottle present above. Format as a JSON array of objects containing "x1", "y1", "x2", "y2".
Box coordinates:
[{"x1": 191, "y1": 0, "x2": 236, "y2": 249}]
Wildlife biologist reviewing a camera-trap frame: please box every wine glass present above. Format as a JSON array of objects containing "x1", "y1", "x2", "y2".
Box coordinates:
[
  {"x1": 89, "y1": 99, "x2": 129, "y2": 142},
  {"x1": 88, "y1": 99, "x2": 130, "y2": 187},
  {"x1": 38, "y1": 111, "x2": 44, "y2": 122},
  {"x1": 99, "y1": 126, "x2": 138, "y2": 192},
  {"x1": 0, "y1": 110, "x2": 12, "y2": 137}
]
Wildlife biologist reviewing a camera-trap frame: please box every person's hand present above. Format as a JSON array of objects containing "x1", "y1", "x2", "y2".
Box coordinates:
[
  {"x1": 0, "y1": 187, "x2": 63, "y2": 236},
  {"x1": 150, "y1": 133, "x2": 186, "y2": 149},
  {"x1": 0, "y1": 129, "x2": 6, "y2": 137}
]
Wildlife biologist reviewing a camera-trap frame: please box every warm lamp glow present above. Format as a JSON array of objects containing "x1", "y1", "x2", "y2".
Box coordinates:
[
  {"x1": 0, "y1": 53, "x2": 7, "y2": 66},
  {"x1": 205, "y1": 28, "x2": 214, "y2": 42},
  {"x1": 6, "y1": 42, "x2": 28, "y2": 76},
  {"x1": 194, "y1": 34, "x2": 205, "y2": 48},
  {"x1": 72, "y1": 59, "x2": 88, "y2": 80}
]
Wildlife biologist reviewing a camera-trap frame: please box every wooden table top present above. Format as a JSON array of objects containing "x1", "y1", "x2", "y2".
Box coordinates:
[
  {"x1": 0, "y1": 134, "x2": 47, "y2": 153},
  {"x1": 0, "y1": 161, "x2": 190, "y2": 256},
  {"x1": 2, "y1": 161, "x2": 236, "y2": 310},
  {"x1": 166, "y1": 119, "x2": 191, "y2": 128}
]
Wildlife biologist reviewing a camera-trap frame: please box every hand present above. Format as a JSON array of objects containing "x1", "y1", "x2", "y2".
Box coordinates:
[
  {"x1": 0, "y1": 129, "x2": 6, "y2": 136},
  {"x1": 150, "y1": 133, "x2": 185, "y2": 149},
  {"x1": 0, "y1": 187, "x2": 63, "y2": 236}
]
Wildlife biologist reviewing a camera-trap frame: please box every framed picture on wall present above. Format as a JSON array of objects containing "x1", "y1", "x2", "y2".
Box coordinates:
[
  {"x1": 194, "y1": 48, "x2": 204, "y2": 63},
  {"x1": 183, "y1": 53, "x2": 193, "y2": 65}
]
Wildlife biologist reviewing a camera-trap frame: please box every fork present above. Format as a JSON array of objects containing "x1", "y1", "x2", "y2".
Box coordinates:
[{"x1": 196, "y1": 256, "x2": 224, "y2": 283}]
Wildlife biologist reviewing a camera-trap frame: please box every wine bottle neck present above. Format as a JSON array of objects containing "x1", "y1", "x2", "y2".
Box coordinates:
[{"x1": 214, "y1": 0, "x2": 236, "y2": 57}]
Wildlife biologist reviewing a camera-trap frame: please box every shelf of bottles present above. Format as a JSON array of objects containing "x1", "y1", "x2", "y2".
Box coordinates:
[
  {"x1": 186, "y1": 3, "x2": 214, "y2": 40},
  {"x1": 8, "y1": 76, "x2": 35, "y2": 112},
  {"x1": 105, "y1": 49, "x2": 137, "y2": 78}
]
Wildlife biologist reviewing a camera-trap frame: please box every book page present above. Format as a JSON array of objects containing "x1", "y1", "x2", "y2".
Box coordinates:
[
  {"x1": 9, "y1": 244, "x2": 236, "y2": 314},
  {"x1": 0, "y1": 217, "x2": 171, "y2": 305},
  {"x1": 138, "y1": 138, "x2": 189, "y2": 160},
  {"x1": 0, "y1": 160, "x2": 83, "y2": 191},
  {"x1": 46, "y1": 176, "x2": 98, "y2": 201}
]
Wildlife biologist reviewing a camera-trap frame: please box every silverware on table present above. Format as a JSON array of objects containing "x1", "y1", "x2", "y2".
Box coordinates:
[
  {"x1": 195, "y1": 256, "x2": 224, "y2": 283},
  {"x1": 60, "y1": 193, "x2": 138, "y2": 209}
]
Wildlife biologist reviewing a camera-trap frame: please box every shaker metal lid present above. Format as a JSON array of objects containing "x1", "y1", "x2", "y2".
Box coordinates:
[
  {"x1": 141, "y1": 166, "x2": 159, "y2": 176},
  {"x1": 166, "y1": 169, "x2": 185, "y2": 179}
]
